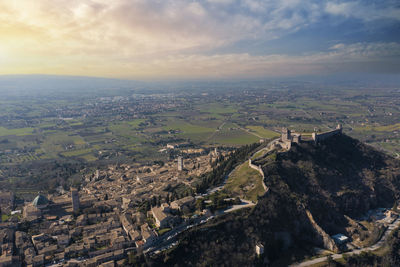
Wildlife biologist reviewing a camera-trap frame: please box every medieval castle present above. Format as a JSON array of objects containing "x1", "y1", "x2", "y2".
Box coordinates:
[{"x1": 279, "y1": 124, "x2": 343, "y2": 150}]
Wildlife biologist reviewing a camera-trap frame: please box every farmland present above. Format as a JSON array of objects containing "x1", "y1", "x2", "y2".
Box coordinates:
[{"x1": 0, "y1": 82, "x2": 399, "y2": 195}]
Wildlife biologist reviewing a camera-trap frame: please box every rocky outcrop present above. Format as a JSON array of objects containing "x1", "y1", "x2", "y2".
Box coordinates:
[{"x1": 305, "y1": 209, "x2": 339, "y2": 252}]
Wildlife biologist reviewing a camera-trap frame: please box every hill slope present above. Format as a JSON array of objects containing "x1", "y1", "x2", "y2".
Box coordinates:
[{"x1": 152, "y1": 134, "x2": 400, "y2": 266}]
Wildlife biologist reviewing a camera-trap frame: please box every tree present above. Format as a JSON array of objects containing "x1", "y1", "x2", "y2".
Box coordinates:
[
  {"x1": 151, "y1": 196, "x2": 157, "y2": 206},
  {"x1": 326, "y1": 255, "x2": 334, "y2": 267},
  {"x1": 196, "y1": 199, "x2": 205, "y2": 211}
]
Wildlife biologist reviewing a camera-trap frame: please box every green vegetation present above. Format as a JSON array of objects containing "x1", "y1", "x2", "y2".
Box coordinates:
[
  {"x1": 251, "y1": 150, "x2": 266, "y2": 159},
  {"x1": 0, "y1": 126, "x2": 34, "y2": 136},
  {"x1": 224, "y1": 162, "x2": 265, "y2": 202},
  {"x1": 212, "y1": 129, "x2": 259, "y2": 145},
  {"x1": 246, "y1": 126, "x2": 279, "y2": 138},
  {"x1": 1, "y1": 214, "x2": 10, "y2": 221},
  {"x1": 358, "y1": 221, "x2": 386, "y2": 247},
  {"x1": 195, "y1": 142, "x2": 261, "y2": 193},
  {"x1": 157, "y1": 228, "x2": 172, "y2": 236}
]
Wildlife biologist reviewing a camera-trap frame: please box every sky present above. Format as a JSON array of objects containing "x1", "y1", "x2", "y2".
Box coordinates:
[{"x1": 0, "y1": 0, "x2": 399, "y2": 80}]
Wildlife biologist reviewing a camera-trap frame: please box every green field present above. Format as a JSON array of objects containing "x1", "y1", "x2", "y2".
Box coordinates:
[
  {"x1": 0, "y1": 126, "x2": 34, "y2": 136},
  {"x1": 212, "y1": 129, "x2": 259, "y2": 145},
  {"x1": 60, "y1": 148, "x2": 94, "y2": 157},
  {"x1": 163, "y1": 120, "x2": 215, "y2": 134},
  {"x1": 354, "y1": 123, "x2": 400, "y2": 132},
  {"x1": 126, "y1": 119, "x2": 146, "y2": 128},
  {"x1": 246, "y1": 126, "x2": 279, "y2": 138}
]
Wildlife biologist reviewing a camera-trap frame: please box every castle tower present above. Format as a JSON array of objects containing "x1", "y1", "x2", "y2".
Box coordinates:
[
  {"x1": 292, "y1": 134, "x2": 301, "y2": 144},
  {"x1": 281, "y1": 128, "x2": 291, "y2": 142},
  {"x1": 177, "y1": 156, "x2": 183, "y2": 171},
  {"x1": 71, "y1": 188, "x2": 80, "y2": 213},
  {"x1": 312, "y1": 132, "x2": 318, "y2": 143}
]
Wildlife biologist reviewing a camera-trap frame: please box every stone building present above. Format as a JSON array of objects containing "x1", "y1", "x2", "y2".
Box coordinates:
[
  {"x1": 177, "y1": 156, "x2": 183, "y2": 171},
  {"x1": 32, "y1": 194, "x2": 49, "y2": 209},
  {"x1": 255, "y1": 243, "x2": 264, "y2": 256},
  {"x1": 281, "y1": 127, "x2": 291, "y2": 142},
  {"x1": 170, "y1": 196, "x2": 195, "y2": 211},
  {"x1": 23, "y1": 194, "x2": 49, "y2": 220},
  {"x1": 151, "y1": 204, "x2": 172, "y2": 228}
]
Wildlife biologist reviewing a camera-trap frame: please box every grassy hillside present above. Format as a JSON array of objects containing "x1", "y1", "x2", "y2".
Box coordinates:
[{"x1": 224, "y1": 162, "x2": 265, "y2": 202}]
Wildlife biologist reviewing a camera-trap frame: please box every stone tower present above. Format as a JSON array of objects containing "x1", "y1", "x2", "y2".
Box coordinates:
[
  {"x1": 177, "y1": 156, "x2": 183, "y2": 171},
  {"x1": 281, "y1": 128, "x2": 291, "y2": 142},
  {"x1": 71, "y1": 188, "x2": 80, "y2": 213}
]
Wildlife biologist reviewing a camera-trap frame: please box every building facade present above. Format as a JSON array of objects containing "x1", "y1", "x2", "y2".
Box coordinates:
[{"x1": 177, "y1": 156, "x2": 183, "y2": 171}]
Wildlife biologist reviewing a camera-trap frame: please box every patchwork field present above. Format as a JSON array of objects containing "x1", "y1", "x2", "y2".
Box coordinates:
[{"x1": 0, "y1": 85, "x2": 399, "y2": 195}]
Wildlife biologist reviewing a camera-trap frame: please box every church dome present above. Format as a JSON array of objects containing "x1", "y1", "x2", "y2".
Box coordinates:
[{"x1": 32, "y1": 194, "x2": 48, "y2": 208}]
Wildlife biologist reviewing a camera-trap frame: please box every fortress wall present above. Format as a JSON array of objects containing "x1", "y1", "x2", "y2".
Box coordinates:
[
  {"x1": 248, "y1": 159, "x2": 268, "y2": 192},
  {"x1": 312, "y1": 128, "x2": 342, "y2": 142}
]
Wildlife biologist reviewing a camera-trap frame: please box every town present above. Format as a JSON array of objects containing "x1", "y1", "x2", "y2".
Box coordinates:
[{"x1": 0, "y1": 142, "x2": 258, "y2": 266}]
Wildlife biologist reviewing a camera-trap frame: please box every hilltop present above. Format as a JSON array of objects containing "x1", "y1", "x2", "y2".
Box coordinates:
[{"x1": 151, "y1": 133, "x2": 400, "y2": 266}]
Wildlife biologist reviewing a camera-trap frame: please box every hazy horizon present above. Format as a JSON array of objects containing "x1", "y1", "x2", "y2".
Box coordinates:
[{"x1": 1, "y1": 0, "x2": 399, "y2": 80}]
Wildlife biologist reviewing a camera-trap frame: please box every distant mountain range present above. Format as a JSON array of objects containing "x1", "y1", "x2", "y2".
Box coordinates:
[
  {"x1": 0, "y1": 75, "x2": 142, "y2": 96},
  {"x1": 1, "y1": 73, "x2": 399, "y2": 97}
]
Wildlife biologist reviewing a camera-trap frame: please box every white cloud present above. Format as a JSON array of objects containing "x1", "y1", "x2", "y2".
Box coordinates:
[
  {"x1": 206, "y1": 0, "x2": 234, "y2": 4},
  {"x1": 100, "y1": 42, "x2": 400, "y2": 78},
  {"x1": 325, "y1": 1, "x2": 400, "y2": 22},
  {"x1": 325, "y1": 2, "x2": 356, "y2": 17}
]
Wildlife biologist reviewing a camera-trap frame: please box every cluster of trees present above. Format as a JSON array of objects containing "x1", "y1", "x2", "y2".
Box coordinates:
[
  {"x1": 0, "y1": 159, "x2": 85, "y2": 193},
  {"x1": 195, "y1": 192, "x2": 241, "y2": 212}
]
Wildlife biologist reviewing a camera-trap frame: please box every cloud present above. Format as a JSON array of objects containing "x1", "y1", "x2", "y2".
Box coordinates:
[
  {"x1": 0, "y1": 0, "x2": 399, "y2": 78},
  {"x1": 0, "y1": 0, "x2": 325, "y2": 58},
  {"x1": 146, "y1": 42, "x2": 400, "y2": 78},
  {"x1": 18, "y1": 41, "x2": 395, "y2": 79},
  {"x1": 325, "y1": 1, "x2": 400, "y2": 22}
]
